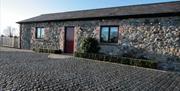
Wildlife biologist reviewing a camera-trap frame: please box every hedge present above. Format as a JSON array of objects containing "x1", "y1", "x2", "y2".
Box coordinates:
[
  {"x1": 32, "y1": 48, "x2": 62, "y2": 54},
  {"x1": 74, "y1": 52, "x2": 157, "y2": 69}
]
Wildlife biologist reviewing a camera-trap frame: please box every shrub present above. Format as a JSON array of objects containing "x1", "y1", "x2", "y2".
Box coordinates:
[
  {"x1": 32, "y1": 48, "x2": 62, "y2": 54},
  {"x1": 74, "y1": 52, "x2": 157, "y2": 69},
  {"x1": 54, "y1": 50, "x2": 62, "y2": 54},
  {"x1": 1, "y1": 35, "x2": 4, "y2": 37},
  {"x1": 79, "y1": 37, "x2": 100, "y2": 53}
]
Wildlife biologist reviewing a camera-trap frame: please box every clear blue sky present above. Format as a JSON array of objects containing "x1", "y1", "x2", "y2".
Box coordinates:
[{"x1": 0, "y1": 0, "x2": 178, "y2": 36}]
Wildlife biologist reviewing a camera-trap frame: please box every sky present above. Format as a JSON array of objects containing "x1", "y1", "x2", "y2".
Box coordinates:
[{"x1": 0, "y1": 0, "x2": 178, "y2": 36}]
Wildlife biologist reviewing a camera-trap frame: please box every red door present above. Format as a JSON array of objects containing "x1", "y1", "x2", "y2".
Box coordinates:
[{"x1": 64, "y1": 27, "x2": 74, "y2": 53}]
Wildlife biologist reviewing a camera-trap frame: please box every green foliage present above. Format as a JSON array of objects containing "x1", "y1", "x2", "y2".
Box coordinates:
[
  {"x1": 32, "y1": 48, "x2": 62, "y2": 54},
  {"x1": 74, "y1": 52, "x2": 157, "y2": 69},
  {"x1": 1, "y1": 35, "x2": 4, "y2": 37},
  {"x1": 79, "y1": 37, "x2": 100, "y2": 53}
]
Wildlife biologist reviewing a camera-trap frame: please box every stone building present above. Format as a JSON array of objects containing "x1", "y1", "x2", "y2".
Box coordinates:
[{"x1": 18, "y1": 1, "x2": 180, "y2": 70}]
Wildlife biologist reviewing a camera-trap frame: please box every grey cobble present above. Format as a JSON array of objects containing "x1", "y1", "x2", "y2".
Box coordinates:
[{"x1": 0, "y1": 51, "x2": 180, "y2": 91}]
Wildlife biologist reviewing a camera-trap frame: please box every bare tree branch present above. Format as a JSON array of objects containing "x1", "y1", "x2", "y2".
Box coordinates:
[{"x1": 3, "y1": 26, "x2": 16, "y2": 37}]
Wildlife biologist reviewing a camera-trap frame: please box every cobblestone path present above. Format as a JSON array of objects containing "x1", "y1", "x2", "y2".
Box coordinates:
[{"x1": 0, "y1": 50, "x2": 180, "y2": 91}]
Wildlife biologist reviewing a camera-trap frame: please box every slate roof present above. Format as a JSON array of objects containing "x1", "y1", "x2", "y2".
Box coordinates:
[{"x1": 17, "y1": 1, "x2": 180, "y2": 23}]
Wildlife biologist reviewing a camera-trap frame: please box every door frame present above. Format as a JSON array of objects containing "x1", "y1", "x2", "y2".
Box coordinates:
[{"x1": 64, "y1": 26, "x2": 75, "y2": 53}]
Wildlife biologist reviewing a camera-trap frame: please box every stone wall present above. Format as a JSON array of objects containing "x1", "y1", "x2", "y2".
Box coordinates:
[
  {"x1": 20, "y1": 16, "x2": 180, "y2": 71},
  {"x1": 20, "y1": 21, "x2": 100, "y2": 51},
  {"x1": 20, "y1": 24, "x2": 31, "y2": 49},
  {"x1": 100, "y1": 17, "x2": 180, "y2": 60}
]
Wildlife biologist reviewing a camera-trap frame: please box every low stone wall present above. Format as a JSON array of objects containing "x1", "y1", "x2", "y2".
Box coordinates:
[{"x1": 158, "y1": 61, "x2": 180, "y2": 72}]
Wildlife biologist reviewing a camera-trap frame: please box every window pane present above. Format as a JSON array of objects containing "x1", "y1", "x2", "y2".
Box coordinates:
[
  {"x1": 41, "y1": 28, "x2": 45, "y2": 38},
  {"x1": 37, "y1": 28, "x2": 41, "y2": 38},
  {"x1": 110, "y1": 27, "x2": 118, "y2": 43},
  {"x1": 101, "y1": 27, "x2": 109, "y2": 43}
]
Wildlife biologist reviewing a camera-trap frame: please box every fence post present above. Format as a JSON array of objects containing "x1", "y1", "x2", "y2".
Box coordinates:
[
  {"x1": 0, "y1": 37, "x2": 2, "y2": 46},
  {"x1": 2, "y1": 37, "x2": 4, "y2": 46}
]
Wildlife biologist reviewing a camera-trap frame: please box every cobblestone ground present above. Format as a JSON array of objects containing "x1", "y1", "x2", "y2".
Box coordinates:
[{"x1": 0, "y1": 51, "x2": 180, "y2": 91}]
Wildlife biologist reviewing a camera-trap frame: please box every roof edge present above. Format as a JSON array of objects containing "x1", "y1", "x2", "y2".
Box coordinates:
[
  {"x1": 17, "y1": 1, "x2": 180, "y2": 24},
  {"x1": 17, "y1": 12, "x2": 180, "y2": 24}
]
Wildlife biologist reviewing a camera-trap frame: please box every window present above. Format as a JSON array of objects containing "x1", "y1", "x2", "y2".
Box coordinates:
[
  {"x1": 100, "y1": 26, "x2": 118, "y2": 43},
  {"x1": 36, "y1": 27, "x2": 45, "y2": 39}
]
